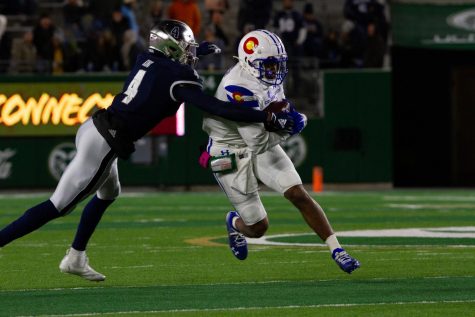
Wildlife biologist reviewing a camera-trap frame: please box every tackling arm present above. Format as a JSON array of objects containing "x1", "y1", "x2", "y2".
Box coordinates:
[{"x1": 174, "y1": 85, "x2": 268, "y2": 123}]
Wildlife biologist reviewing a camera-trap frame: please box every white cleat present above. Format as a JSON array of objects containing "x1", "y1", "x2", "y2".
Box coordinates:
[{"x1": 59, "y1": 248, "x2": 106, "y2": 282}]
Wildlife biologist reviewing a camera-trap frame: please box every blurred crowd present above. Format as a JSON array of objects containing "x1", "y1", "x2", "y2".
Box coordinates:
[{"x1": 0, "y1": 0, "x2": 389, "y2": 74}]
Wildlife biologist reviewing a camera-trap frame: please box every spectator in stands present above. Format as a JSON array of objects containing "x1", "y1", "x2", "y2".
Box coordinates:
[
  {"x1": 33, "y1": 13, "x2": 56, "y2": 73},
  {"x1": 61, "y1": 28, "x2": 84, "y2": 72},
  {"x1": 207, "y1": 10, "x2": 229, "y2": 48},
  {"x1": 237, "y1": 0, "x2": 272, "y2": 33},
  {"x1": 197, "y1": 25, "x2": 225, "y2": 71},
  {"x1": 9, "y1": 30, "x2": 37, "y2": 73},
  {"x1": 363, "y1": 21, "x2": 385, "y2": 68},
  {"x1": 87, "y1": 30, "x2": 118, "y2": 71},
  {"x1": 273, "y1": 0, "x2": 306, "y2": 94},
  {"x1": 87, "y1": 0, "x2": 122, "y2": 30},
  {"x1": 52, "y1": 34, "x2": 64, "y2": 74},
  {"x1": 339, "y1": 20, "x2": 365, "y2": 68},
  {"x1": 110, "y1": 8, "x2": 131, "y2": 70},
  {"x1": 0, "y1": 15, "x2": 6, "y2": 40},
  {"x1": 0, "y1": 15, "x2": 11, "y2": 73},
  {"x1": 343, "y1": 0, "x2": 388, "y2": 43},
  {"x1": 367, "y1": 1, "x2": 389, "y2": 45},
  {"x1": 320, "y1": 28, "x2": 342, "y2": 69},
  {"x1": 142, "y1": 0, "x2": 164, "y2": 40},
  {"x1": 167, "y1": 0, "x2": 201, "y2": 36},
  {"x1": 63, "y1": 0, "x2": 87, "y2": 40},
  {"x1": 204, "y1": 0, "x2": 228, "y2": 22},
  {"x1": 121, "y1": 29, "x2": 145, "y2": 70},
  {"x1": 302, "y1": 2, "x2": 324, "y2": 58},
  {"x1": 121, "y1": 0, "x2": 139, "y2": 36}
]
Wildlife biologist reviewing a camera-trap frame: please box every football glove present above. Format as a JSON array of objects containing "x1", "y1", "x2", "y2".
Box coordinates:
[
  {"x1": 288, "y1": 111, "x2": 307, "y2": 135},
  {"x1": 264, "y1": 111, "x2": 294, "y2": 133},
  {"x1": 196, "y1": 41, "x2": 222, "y2": 56}
]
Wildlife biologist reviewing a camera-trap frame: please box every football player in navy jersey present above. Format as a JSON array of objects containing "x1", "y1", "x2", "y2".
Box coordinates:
[{"x1": 0, "y1": 20, "x2": 304, "y2": 282}]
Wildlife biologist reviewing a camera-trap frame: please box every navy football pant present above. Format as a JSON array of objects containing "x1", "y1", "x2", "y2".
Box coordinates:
[{"x1": 0, "y1": 119, "x2": 120, "y2": 247}]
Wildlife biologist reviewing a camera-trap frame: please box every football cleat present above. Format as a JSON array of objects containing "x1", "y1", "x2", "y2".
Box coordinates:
[
  {"x1": 59, "y1": 248, "x2": 106, "y2": 282},
  {"x1": 226, "y1": 211, "x2": 248, "y2": 260},
  {"x1": 332, "y1": 248, "x2": 360, "y2": 274}
]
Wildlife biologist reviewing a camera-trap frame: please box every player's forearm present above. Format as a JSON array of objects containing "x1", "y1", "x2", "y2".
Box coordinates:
[{"x1": 175, "y1": 86, "x2": 267, "y2": 123}]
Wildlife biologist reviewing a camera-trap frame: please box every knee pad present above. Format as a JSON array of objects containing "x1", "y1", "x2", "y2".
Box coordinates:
[
  {"x1": 97, "y1": 180, "x2": 121, "y2": 200},
  {"x1": 231, "y1": 192, "x2": 267, "y2": 226}
]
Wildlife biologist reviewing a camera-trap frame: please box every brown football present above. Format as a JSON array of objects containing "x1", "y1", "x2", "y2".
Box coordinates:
[{"x1": 264, "y1": 100, "x2": 290, "y2": 113}]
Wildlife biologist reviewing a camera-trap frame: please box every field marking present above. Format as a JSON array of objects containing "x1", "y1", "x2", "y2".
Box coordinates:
[
  {"x1": 387, "y1": 203, "x2": 475, "y2": 210},
  {"x1": 17, "y1": 299, "x2": 475, "y2": 317},
  {"x1": 383, "y1": 195, "x2": 475, "y2": 202},
  {"x1": 246, "y1": 227, "x2": 475, "y2": 247},
  {"x1": 186, "y1": 227, "x2": 475, "y2": 248},
  {"x1": 184, "y1": 236, "x2": 224, "y2": 247},
  {"x1": 2, "y1": 275, "x2": 474, "y2": 293}
]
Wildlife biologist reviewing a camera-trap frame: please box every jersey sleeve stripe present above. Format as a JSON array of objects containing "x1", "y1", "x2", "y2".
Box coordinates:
[{"x1": 170, "y1": 80, "x2": 204, "y2": 102}]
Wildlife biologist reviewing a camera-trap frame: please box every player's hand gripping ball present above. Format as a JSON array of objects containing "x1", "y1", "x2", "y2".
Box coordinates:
[
  {"x1": 264, "y1": 100, "x2": 307, "y2": 135},
  {"x1": 264, "y1": 100, "x2": 291, "y2": 114}
]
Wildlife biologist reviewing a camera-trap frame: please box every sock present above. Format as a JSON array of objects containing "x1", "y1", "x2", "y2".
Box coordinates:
[
  {"x1": 68, "y1": 247, "x2": 84, "y2": 257},
  {"x1": 71, "y1": 195, "x2": 114, "y2": 251},
  {"x1": 325, "y1": 234, "x2": 342, "y2": 254},
  {"x1": 0, "y1": 200, "x2": 59, "y2": 247},
  {"x1": 232, "y1": 215, "x2": 239, "y2": 231}
]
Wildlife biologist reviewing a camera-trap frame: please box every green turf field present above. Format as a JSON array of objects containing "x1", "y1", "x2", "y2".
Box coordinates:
[{"x1": 0, "y1": 189, "x2": 474, "y2": 316}]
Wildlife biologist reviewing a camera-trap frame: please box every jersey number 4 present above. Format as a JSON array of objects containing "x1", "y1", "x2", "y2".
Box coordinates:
[{"x1": 122, "y1": 69, "x2": 146, "y2": 104}]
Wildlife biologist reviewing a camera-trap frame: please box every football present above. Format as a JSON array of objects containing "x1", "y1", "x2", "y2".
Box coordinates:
[{"x1": 264, "y1": 100, "x2": 290, "y2": 113}]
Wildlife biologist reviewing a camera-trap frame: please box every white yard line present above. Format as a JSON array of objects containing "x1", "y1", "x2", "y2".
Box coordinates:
[
  {"x1": 17, "y1": 299, "x2": 475, "y2": 317},
  {"x1": 2, "y1": 275, "x2": 474, "y2": 293}
]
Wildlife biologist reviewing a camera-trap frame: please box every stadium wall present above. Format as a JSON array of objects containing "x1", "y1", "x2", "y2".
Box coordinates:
[{"x1": 0, "y1": 70, "x2": 392, "y2": 188}]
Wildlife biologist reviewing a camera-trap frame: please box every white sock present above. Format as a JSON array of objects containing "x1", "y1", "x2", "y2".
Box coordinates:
[
  {"x1": 232, "y1": 216, "x2": 239, "y2": 231},
  {"x1": 69, "y1": 247, "x2": 85, "y2": 257},
  {"x1": 325, "y1": 234, "x2": 342, "y2": 253}
]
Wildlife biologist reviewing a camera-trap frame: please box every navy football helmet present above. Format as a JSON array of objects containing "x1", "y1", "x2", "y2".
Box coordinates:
[{"x1": 149, "y1": 19, "x2": 199, "y2": 67}]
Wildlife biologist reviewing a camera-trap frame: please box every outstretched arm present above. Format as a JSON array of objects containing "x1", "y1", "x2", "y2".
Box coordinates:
[{"x1": 173, "y1": 84, "x2": 268, "y2": 123}]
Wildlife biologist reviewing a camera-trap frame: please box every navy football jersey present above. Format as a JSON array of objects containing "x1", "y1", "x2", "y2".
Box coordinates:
[{"x1": 107, "y1": 52, "x2": 202, "y2": 141}]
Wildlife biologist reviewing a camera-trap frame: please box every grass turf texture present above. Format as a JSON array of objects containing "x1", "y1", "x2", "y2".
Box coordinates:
[{"x1": 0, "y1": 189, "x2": 474, "y2": 316}]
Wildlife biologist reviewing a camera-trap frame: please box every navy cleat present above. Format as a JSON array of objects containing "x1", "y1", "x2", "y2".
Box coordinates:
[
  {"x1": 226, "y1": 211, "x2": 248, "y2": 260},
  {"x1": 332, "y1": 248, "x2": 360, "y2": 274}
]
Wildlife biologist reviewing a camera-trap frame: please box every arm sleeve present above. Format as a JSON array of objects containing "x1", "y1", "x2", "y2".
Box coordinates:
[
  {"x1": 237, "y1": 122, "x2": 290, "y2": 154},
  {"x1": 174, "y1": 84, "x2": 267, "y2": 123}
]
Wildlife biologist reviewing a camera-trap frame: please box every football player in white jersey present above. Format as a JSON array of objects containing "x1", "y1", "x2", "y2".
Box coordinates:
[{"x1": 201, "y1": 30, "x2": 360, "y2": 273}]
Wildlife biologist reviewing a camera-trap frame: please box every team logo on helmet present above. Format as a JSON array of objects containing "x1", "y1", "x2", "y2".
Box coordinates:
[
  {"x1": 171, "y1": 26, "x2": 180, "y2": 39},
  {"x1": 243, "y1": 37, "x2": 259, "y2": 54}
]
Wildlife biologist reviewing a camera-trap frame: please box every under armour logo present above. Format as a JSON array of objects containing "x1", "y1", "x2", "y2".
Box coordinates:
[
  {"x1": 108, "y1": 129, "x2": 117, "y2": 138},
  {"x1": 278, "y1": 119, "x2": 287, "y2": 127},
  {"x1": 170, "y1": 26, "x2": 180, "y2": 39},
  {"x1": 221, "y1": 150, "x2": 230, "y2": 156}
]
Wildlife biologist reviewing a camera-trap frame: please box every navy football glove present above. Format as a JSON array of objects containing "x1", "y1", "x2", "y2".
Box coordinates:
[
  {"x1": 264, "y1": 112, "x2": 294, "y2": 133},
  {"x1": 196, "y1": 41, "x2": 222, "y2": 56},
  {"x1": 288, "y1": 111, "x2": 307, "y2": 135}
]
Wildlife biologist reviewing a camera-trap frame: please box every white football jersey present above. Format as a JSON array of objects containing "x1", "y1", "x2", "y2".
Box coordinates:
[{"x1": 202, "y1": 63, "x2": 289, "y2": 154}]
